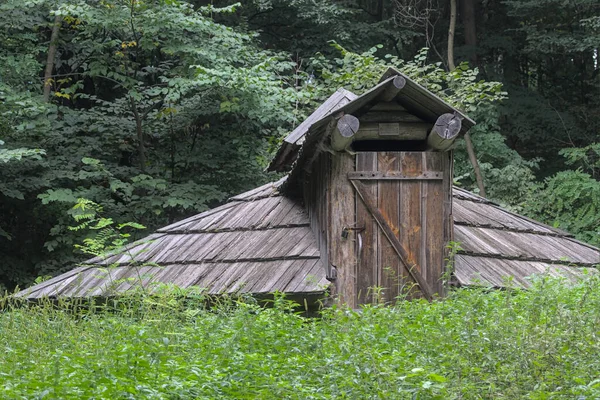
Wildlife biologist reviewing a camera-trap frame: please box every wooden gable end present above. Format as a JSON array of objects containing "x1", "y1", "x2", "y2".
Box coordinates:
[{"x1": 351, "y1": 101, "x2": 432, "y2": 150}]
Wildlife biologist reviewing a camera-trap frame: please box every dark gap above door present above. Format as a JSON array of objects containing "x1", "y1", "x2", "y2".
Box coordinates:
[{"x1": 351, "y1": 140, "x2": 427, "y2": 152}]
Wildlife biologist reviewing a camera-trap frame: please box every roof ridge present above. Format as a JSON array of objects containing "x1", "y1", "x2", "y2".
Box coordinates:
[
  {"x1": 228, "y1": 176, "x2": 287, "y2": 201},
  {"x1": 268, "y1": 89, "x2": 358, "y2": 172}
]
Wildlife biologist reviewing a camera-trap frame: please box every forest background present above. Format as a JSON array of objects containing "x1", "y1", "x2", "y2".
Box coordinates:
[{"x1": 0, "y1": 0, "x2": 599, "y2": 291}]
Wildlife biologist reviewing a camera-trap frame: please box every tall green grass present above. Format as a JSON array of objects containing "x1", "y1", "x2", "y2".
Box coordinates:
[{"x1": 2, "y1": 276, "x2": 600, "y2": 399}]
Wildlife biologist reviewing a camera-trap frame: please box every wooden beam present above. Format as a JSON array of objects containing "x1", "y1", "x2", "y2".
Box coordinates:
[
  {"x1": 348, "y1": 171, "x2": 443, "y2": 180},
  {"x1": 359, "y1": 110, "x2": 424, "y2": 123},
  {"x1": 427, "y1": 112, "x2": 462, "y2": 151},
  {"x1": 350, "y1": 179, "x2": 434, "y2": 301},
  {"x1": 369, "y1": 102, "x2": 407, "y2": 112},
  {"x1": 331, "y1": 114, "x2": 360, "y2": 152},
  {"x1": 380, "y1": 75, "x2": 406, "y2": 102},
  {"x1": 379, "y1": 67, "x2": 477, "y2": 132},
  {"x1": 356, "y1": 122, "x2": 430, "y2": 141}
]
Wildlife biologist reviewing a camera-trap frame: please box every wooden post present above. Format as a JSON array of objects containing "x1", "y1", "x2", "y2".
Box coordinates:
[
  {"x1": 427, "y1": 112, "x2": 462, "y2": 151},
  {"x1": 328, "y1": 152, "x2": 357, "y2": 307},
  {"x1": 330, "y1": 114, "x2": 360, "y2": 152},
  {"x1": 380, "y1": 75, "x2": 406, "y2": 102}
]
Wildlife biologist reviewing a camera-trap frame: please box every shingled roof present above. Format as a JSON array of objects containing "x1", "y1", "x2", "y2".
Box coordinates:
[
  {"x1": 268, "y1": 88, "x2": 357, "y2": 172},
  {"x1": 15, "y1": 71, "x2": 599, "y2": 300},
  {"x1": 16, "y1": 177, "x2": 332, "y2": 299},
  {"x1": 452, "y1": 187, "x2": 598, "y2": 287},
  {"x1": 16, "y1": 178, "x2": 598, "y2": 299}
]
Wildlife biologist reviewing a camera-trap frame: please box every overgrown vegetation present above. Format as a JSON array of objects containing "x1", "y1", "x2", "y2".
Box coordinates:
[
  {"x1": 3, "y1": 276, "x2": 600, "y2": 398},
  {"x1": 1, "y1": 0, "x2": 599, "y2": 288}
]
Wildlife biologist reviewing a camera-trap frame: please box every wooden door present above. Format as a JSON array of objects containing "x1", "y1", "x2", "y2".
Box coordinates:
[{"x1": 350, "y1": 151, "x2": 451, "y2": 304}]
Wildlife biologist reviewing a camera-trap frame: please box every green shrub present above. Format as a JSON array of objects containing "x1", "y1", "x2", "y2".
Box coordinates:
[
  {"x1": 2, "y1": 276, "x2": 600, "y2": 399},
  {"x1": 524, "y1": 170, "x2": 600, "y2": 245}
]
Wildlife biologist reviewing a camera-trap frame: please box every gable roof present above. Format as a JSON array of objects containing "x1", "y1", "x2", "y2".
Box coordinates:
[
  {"x1": 268, "y1": 88, "x2": 357, "y2": 172},
  {"x1": 378, "y1": 67, "x2": 475, "y2": 129},
  {"x1": 15, "y1": 180, "x2": 598, "y2": 299},
  {"x1": 269, "y1": 68, "x2": 475, "y2": 174}
]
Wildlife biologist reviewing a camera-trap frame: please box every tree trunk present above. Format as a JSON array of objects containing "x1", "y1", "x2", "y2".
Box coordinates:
[
  {"x1": 43, "y1": 15, "x2": 62, "y2": 102},
  {"x1": 448, "y1": 0, "x2": 486, "y2": 197},
  {"x1": 463, "y1": 132, "x2": 486, "y2": 196},
  {"x1": 129, "y1": 97, "x2": 146, "y2": 172},
  {"x1": 461, "y1": 0, "x2": 478, "y2": 66},
  {"x1": 447, "y1": 0, "x2": 457, "y2": 71},
  {"x1": 377, "y1": 0, "x2": 385, "y2": 21}
]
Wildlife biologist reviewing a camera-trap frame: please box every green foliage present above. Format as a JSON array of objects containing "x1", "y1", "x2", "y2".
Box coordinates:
[
  {"x1": 311, "y1": 45, "x2": 508, "y2": 107},
  {"x1": 0, "y1": 0, "x2": 302, "y2": 289},
  {"x1": 3, "y1": 276, "x2": 600, "y2": 398},
  {"x1": 487, "y1": 0, "x2": 600, "y2": 169},
  {"x1": 560, "y1": 142, "x2": 600, "y2": 179},
  {"x1": 524, "y1": 170, "x2": 600, "y2": 246},
  {"x1": 67, "y1": 198, "x2": 146, "y2": 257},
  {"x1": 0, "y1": 141, "x2": 45, "y2": 163},
  {"x1": 521, "y1": 144, "x2": 600, "y2": 245},
  {"x1": 214, "y1": 0, "x2": 405, "y2": 57}
]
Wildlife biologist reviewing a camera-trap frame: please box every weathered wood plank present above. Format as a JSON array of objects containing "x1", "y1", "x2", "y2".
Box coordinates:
[
  {"x1": 328, "y1": 152, "x2": 357, "y2": 307},
  {"x1": 348, "y1": 171, "x2": 443, "y2": 180},
  {"x1": 355, "y1": 152, "x2": 378, "y2": 304},
  {"x1": 303, "y1": 153, "x2": 330, "y2": 288},
  {"x1": 284, "y1": 259, "x2": 320, "y2": 292},
  {"x1": 399, "y1": 152, "x2": 426, "y2": 298},
  {"x1": 351, "y1": 178, "x2": 433, "y2": 301},
  {"x1": 444, "y1": 151, "x2": 454, "y2": 292},
  {"x1": 379, "y1": 67, "x2": 476, "y2": 130},
  {"x1": 355, "y1": 122, "x2": 430, "y2": 141},
  {"x1": 319, "y1": 154, "x2": 329, "y2": 285},
  {"x1": 262, "y1": 197, "x2": 298, "y2": 227},
  {"x1": 360, "y1": 111, "x2": 424, "y2": 123},
  {"x1": 423, "y1": 152, "x2": 446, "y2": 296},
  {"x1": 377, "y1": 152, "x2": 401, "y2": 303},
  {"x1": 369, "y1": 102, "x2": 408, "y2": 112},
  {"x1": 378, "y1": 122, "x2": 401, "y2": 137}
]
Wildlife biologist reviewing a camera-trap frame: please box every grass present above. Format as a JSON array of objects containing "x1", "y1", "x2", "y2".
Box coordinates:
[{"x1": 2, "y1": 275, "x2": 600, "y2": 399}]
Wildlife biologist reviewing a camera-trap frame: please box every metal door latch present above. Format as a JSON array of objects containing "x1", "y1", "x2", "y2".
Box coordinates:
[{"x1": 341, "y1": 226, "x2": 365, "y2": 239}]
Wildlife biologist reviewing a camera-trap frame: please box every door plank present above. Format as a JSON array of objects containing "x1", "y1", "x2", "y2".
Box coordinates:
[
  {"x1": 377, "y1": 152, "x2": 401, "y2": 303},
  {"x1": 423, "y1": 153, "x2": 445, "y2": 294},
  {"x1": 350, "y1": 178, "x2": 434, "y2": 301},
  {"x1": 355, "y1": 152, "x2": 378, "y2": 304},
  {"x1": 399, "y1": 153, "x2": 424, "y2": 298}
]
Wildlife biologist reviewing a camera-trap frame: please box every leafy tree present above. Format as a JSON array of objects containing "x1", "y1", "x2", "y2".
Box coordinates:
[
  {"x1": 0, "y1": 0, "x2": 306, "y2": 289},
  {"x1": 1, "y1": 0, "x2": 599, "y2": 291}
]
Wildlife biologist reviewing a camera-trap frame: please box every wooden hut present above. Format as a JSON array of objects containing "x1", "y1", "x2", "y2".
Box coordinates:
[{"x1": 16, "y1": 68, "x2": 600, "y2": 307}]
